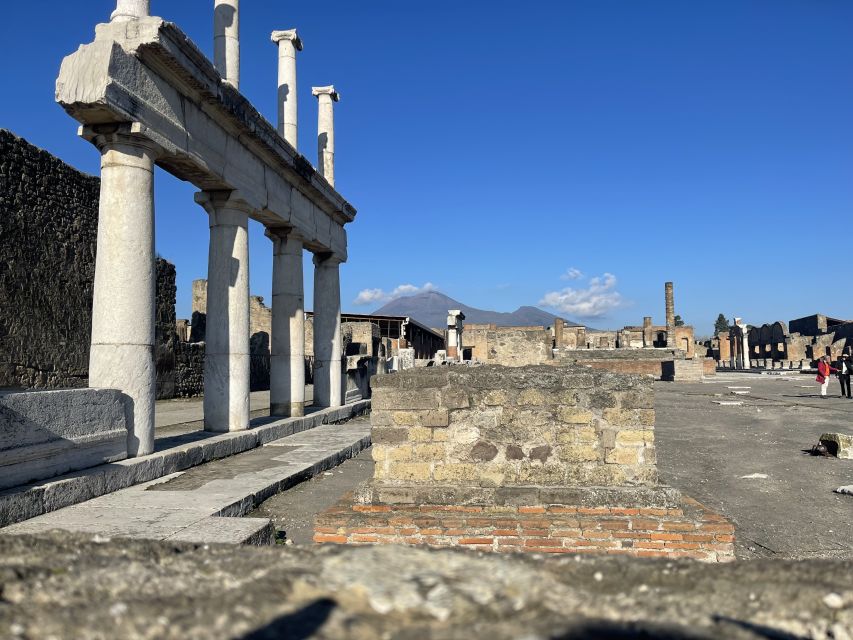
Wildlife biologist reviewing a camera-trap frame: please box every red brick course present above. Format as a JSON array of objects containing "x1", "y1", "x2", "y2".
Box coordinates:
[{"x1": 314, "y1": 494, "x2": 735, "y2": 562}]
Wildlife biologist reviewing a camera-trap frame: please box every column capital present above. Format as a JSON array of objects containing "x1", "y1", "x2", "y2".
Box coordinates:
[
  {"x1": 312, "y1": 252, "x2": 344, "y2": 267},
  {"x1": 79, "y1": 122, "x2": 162, "y2": 157},
  {"x1": 271, "y1": 29, "x2": 303, "y2": 51},
  {"x1": 312, "y1": 85, "x2": 340, "y2": 102},
  {"x1": 194, "y1": 190, "x2": 253, "y2": 223}
]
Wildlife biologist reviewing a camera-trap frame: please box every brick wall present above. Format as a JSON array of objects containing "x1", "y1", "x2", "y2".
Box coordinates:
[
  {"x1": 371, "y1": 366, "x2": 657, "y2": 489},
  {"x1": 463, "y1": 327, "x2": 553, "y2": 366},
  {"x1": 316, "y1": 497, "x2": 735, "y2": 562}
]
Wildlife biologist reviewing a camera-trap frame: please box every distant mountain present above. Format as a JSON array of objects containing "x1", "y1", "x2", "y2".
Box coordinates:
[{"x1": 372, "y1": 291, "x2": 587, "y2": 331}]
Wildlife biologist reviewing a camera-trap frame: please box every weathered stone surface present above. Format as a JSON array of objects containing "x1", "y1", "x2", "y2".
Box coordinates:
[
  {"x1": 0, "y1": 388, "x2": 127, "y2": 490},
  {"x1": 0, "y1": 533, "x2": 850, "y2": 639},
  {"x1": 371, "y1": 365, "x2": 658, "y2": 487},
  {"x1": 820, "y1": 432, "x2": 853, "y2": 460}
]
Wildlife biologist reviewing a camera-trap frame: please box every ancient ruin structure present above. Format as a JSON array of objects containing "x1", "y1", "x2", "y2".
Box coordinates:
[
  {"x1": 315, "y1": 365, "x2": 734, "y2": 560},
  {"x1": 457, "y1": 283, "x2": 708, "y2": 381},
  {"x1": 707, "y1": 313, "x2": 853, "y2": 370},
  {"x1": 446, "y1": 310, "x2": 465, "y2": 362},
  {"x1": 54, "y1": 1, "x2": 357, "y2": 455}
]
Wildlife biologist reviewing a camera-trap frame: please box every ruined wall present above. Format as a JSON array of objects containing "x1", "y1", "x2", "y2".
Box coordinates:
[
  {"x1": 0, "y1": 130, "x2": 99, "y2": 389},
  {"x1": 0, "y1": 130, "x2": 182, "y2": 396},
  {"x1": 463, "y1": 326, "x2": 552, "y2": 366},
  {"x1": 175, "y1": 342, "x2": 205, "y2": 397},
  {"x1": 155, "y1": 259, "x2": 177, "y2": 399}
]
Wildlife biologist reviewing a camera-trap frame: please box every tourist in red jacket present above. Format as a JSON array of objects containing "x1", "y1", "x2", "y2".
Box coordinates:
[{"x1": 816, "y1": 356, "x2": 838, "y2": 398}]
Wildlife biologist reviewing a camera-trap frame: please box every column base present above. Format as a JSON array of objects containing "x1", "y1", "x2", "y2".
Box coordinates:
[
  {"x1": 204, "y1": 353, "x2": 250, "y2": 432},
  {"x1": 89, "y1": 343, "x2": 155, "y2": 457}
]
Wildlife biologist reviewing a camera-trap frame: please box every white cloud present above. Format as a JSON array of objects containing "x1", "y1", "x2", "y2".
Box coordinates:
[
  {"x1": 560, "y1": 267, "x2": 584, "y2": 281},
  {"x1": 539, "y1": 272, "x2": 624, "y2": 319},
  {"x1": 353, "y1": 282, "x2": 437, "y2": 306}
]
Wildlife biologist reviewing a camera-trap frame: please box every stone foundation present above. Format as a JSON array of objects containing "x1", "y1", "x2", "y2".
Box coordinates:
[{"x1": 315, "y1": 365, "x2": 734, "y2": 561}]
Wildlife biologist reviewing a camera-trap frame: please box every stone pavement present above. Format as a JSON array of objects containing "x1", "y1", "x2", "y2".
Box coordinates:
[
  {"x1": 2, "y1": 417, "x2": 370, "y2": 544},
  {"x1": 656, "y1": 372, "x2": 853, "y2": 559}
]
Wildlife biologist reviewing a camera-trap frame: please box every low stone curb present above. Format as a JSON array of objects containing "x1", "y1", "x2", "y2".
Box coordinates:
[{"x1": 0, "y1": 400, "x2": 370, "y2": 528}]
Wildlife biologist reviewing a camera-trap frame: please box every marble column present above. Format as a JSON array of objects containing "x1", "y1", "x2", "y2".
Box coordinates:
[
  {"x1": 268, "y1": 229, "x2": 305, "y2": 417},
  {"x1": 665, "y1": 282, "x2": 675, "y2": 348},
  {"x1": 214, "y1": 0, "x2": 240, "y2": 89},
  {"x1": 313, "y1": 254, "x2": 342, "y2": 408},
  {"x1": 312, "y1": 86, "x2": 340, "y2": 186},
  {"x1": 195, "y1": 191, "x2": 251, "y2": 432},
  {"x1": 742, "y1": 326, "x2": 751, "y2": 370},
  {"x1": 271, "y1": 29, "x2": 303, "y2": 148},
  {"x1": 111, "y1": 0, "x2": 149, "y2": 21},
  {"x1": 84, "y1": 124, "x2": 159, "y2": 457}
]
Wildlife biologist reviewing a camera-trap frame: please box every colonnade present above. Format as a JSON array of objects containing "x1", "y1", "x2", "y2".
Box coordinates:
[{"x1": 87, "y1": 1, "x2": 346, "y2": 456}]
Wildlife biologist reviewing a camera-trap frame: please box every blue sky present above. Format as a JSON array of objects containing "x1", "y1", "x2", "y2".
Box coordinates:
[{"x1": 2, "y1": 1, "x2": 852, "y2": 335}]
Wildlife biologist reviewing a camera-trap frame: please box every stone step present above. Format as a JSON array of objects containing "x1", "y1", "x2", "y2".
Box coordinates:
[
  {"x1": 1, "y1": 420, "x2": 371, "y2": 545},
  {"x1": 0, "y1": 401, "x2": 370, "y2": 528}
]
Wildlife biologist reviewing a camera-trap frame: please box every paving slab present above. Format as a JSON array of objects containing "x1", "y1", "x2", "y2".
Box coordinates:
[{"x1": 1, "y1": 418, "x2": 371, "y2": 544}]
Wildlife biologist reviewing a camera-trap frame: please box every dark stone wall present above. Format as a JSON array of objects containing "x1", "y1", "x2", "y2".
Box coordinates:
[
  {"x1": 175, "y1": 342, "x2": 204, "y2": 398},
  {"x1": 0, "y1": 129, "x2": 99, "y2": 389},
  {"x1": 155, "y1": 259, "x2": 177, "y2": 400},
  {"x1": 0, "y1": 129, "x2": 178, "y2": 397}
]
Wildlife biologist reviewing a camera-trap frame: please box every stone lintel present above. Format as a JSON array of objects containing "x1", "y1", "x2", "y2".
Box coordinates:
[
  {"x1": 271, "y1": 29, "x2": 303, "y2": 51},
  {"x1": 312, "y1": 85, "x2": 340, "y2": 102}
]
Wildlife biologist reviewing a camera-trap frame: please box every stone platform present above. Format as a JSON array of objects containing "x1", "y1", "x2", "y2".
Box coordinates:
[{"x1": 313, "y1": 365, "x2": 735, "y2": 561}]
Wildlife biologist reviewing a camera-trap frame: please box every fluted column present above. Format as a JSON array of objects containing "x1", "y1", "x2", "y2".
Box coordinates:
[
  {"x1": 313, "y1": 254, "x2": 342, "y2": 408},
  {"x1": 214, "y1": 0, "x2": 240, "y2": 88},
  {"x1": 195, "y1": 191, "x2": 251, "y2": 432},
  {"x1": 268, "y1": 228, "x2": 305, "y2": 417},
  {"x1": 271, "y1": 29, "x2": 303, "y2": 148},
  {"x1": 84, "y1": 124, "x2": 159, "y2": 457},
  {"x1": 111, "y1": 0, "x2": 149, "y2": 22},
  {"x1": 312, "y1": 86, "x2": 340, "y2": 186}
]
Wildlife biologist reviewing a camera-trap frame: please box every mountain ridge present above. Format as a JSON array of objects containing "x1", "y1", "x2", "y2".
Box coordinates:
[{"x1": 371, "y1": 291, "x2": 587, "y2": 331}]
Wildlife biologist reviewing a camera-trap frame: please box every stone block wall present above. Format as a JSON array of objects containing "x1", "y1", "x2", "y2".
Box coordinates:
[
  {"x1": 370, "y1": 366, "x2": 657, "y2": 489},
  {"x1": 0, "y1": 130, "x2": 99, "y2": 390},
  {"x1": 463, "y1": 326, "x2": 553, "y2": 366},
  {"x1": 155, "y1": 259, "x2": 178, "y2": 399},
  {"x1": 175, "y1": 342, "x2": 205, "y2": 397}
]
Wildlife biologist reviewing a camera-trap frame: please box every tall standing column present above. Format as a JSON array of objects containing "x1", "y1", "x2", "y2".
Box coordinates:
[
  {"x1": 110, "y1": 0, "x2": 149, "y2": 21},
  {"x1": 214, "y1": 0, "x2": 240, "y2": 89},
  {"x1": 313, "y1": 254, "x2": 343, "y2": 408},
  {"x1": 312, "y1": 86, "x2": 340, "y2": 186},
  {"x1": 271, "y1": 29, "x2": 303, "y2": 148},
  {"x1": 665, "y1": 282, "x2": 675, "y2": 348},
  {"x1": 268, "y1": 229, "x2": 305, "y2": 417},
  {"x1": 84, "y1": 124, "x2": 159, "y2": 457},
  {"x1": 195, "y1": 191, "x2": 251, "y2": 432},
  {"x1": 742, "y1": 325, "x2": 751, "y2": 370}
]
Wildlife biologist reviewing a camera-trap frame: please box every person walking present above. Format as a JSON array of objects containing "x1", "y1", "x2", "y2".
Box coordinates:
[
  {"x1": 837, "y1": 352, "x2": 852, "y2": 399},
  {"x1": 816, "y1": 355, "x2": 838, "y2": 398}
]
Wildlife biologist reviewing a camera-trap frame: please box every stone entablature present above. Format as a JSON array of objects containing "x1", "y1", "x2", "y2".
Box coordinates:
[{"x1": 57, "y1": 18, "x2": 355, "y2": 258}]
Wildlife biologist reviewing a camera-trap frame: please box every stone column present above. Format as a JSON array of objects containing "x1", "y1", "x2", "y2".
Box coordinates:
[
  {"x1": 313, "y1": 254, "x2": 343, "y2": 408},
  {"x1": 195, "y1": 191, "x2": 251, "y2": 432},
  {"x1": 742, "y1": 326, "x2": 751, "y2": 370},
  {"x1": 271, "y1": 29, "x2": 303, "y2": 148},
  {"x1": 84, "y1": 124, "x2": 159, "y2": 457},
  {"x1": 643, "y1": 316, "x2": 654, "y2": 348},
  {"x1": 214, "y1": 0, "x2": 240, "y2": 89},
  {"x1": 665, "y1": 282, "x2": 675, "y2": 348},
  {"x1": 268, "y1": 229, "x2": 305, "y2": 417},
  {"x1": 312, "y1": 86, "x2": 340, "y2": 186},
  {"x1": 110, "y1": 0, "x2": 149, "y2": 21}
]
